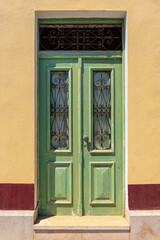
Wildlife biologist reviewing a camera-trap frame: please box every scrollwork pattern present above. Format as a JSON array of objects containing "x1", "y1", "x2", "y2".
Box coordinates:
[
  {"x1": 93, "y1": 72, "x2": 111, "y2": 150},
  {"x1": 50, "y1": 72, "x2": 69, "y2": 150},
  {"x1": 39, "y1": 24, "x2": 122, "y2": 51}
]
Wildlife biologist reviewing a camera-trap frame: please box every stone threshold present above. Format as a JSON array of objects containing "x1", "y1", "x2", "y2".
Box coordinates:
[{"x1": 34, "y1": 216, "x2": 130, "y2": 232}]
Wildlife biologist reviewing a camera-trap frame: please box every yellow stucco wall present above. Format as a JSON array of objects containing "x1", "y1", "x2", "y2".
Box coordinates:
[{"x1": 0, "y1": 0, "x2": 160, "y2": 184}]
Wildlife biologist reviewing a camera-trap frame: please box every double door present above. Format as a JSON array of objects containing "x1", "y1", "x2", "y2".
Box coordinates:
[{"x1": 39, "y1": 56, "x2": 123, "y2": 216}]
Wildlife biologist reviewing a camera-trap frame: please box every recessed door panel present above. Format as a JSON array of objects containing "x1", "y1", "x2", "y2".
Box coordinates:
[{"x1": 90, "y1": 162, "x2": 115, "y2": 204}]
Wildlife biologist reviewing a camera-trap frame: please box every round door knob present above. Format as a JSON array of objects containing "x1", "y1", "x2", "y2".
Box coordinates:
[{"x1": 83, "y1": 134, "x2": 89, "y2": 142}]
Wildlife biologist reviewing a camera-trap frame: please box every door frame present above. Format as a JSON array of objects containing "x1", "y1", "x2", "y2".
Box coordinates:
[{"x1": 36, "y1": 17, "x2": 126, "y2": 215}]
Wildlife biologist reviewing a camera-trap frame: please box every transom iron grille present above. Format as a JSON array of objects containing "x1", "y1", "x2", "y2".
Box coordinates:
[{"x1": 39, "y1": 24, "x2": 122, "y2": 51}]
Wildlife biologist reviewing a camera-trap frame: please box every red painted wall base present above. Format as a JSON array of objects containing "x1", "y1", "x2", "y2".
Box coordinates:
[
  {"x1": 0, "y1": 183, "x2": 160, "y2": 211},
  {"x1": 128, "y1": 184, "x2": 160, "y2": 210},
  {"x1": 0, "y1": 184, "x2": 34, "y2": 210}
]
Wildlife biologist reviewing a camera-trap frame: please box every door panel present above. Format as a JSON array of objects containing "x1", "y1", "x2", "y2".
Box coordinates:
[
  {"x1": 39, "y1": 58, "x2": 80, "y2": 215},
  {"x1": 39, "y1": 57, "x2": 123, "y2": 216},
  {"x1": 82, "y1": 59, "x2": 123, "y2": 215}
]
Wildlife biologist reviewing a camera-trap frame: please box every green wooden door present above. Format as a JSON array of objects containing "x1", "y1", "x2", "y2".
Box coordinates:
[
  {"x1": 39, "y1": 55, "x2": 123, "y2": 216},
  {"x1": 82, "y1": 58, "x2": 123, "y2": 215}
]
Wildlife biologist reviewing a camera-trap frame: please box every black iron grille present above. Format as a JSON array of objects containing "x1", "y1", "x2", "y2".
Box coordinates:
[{"x1": 39, "y1": 24, "x2": 122, "y2": 51}]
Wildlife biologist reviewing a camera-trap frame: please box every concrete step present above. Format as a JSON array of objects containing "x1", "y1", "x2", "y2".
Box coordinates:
[{"x1": 34, "y1": 216, "x2": 130, "y2": 240}]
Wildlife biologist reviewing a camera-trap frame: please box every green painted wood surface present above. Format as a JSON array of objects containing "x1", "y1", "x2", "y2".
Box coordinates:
[
  {"x1": 39, "y1": 59, "x2": 79, "y2": 215},
  {"x1": 38, "y1": 18, "x2": 123, "y2": 25},
  {"x1": 39, "y1": 56, "x2": 123, "y2": 216},
  {"x1": 82, "y1": 58, "x2": 123, "y2": 215}
]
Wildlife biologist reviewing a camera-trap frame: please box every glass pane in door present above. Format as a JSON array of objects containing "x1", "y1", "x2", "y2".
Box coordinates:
[
  {"x1": 50, "y1": 71, "x2": 69, "y2": 150},
  {"x1": 93, "y1": 71, "x2": 111, "y2": 150}
]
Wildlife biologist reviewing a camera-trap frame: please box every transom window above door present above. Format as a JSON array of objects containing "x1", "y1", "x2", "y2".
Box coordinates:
[{"x1": 39, "y1": 24, "x2": 122, "y2": 51}]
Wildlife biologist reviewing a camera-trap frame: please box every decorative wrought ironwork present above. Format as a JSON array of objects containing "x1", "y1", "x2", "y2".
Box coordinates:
[
  {"x1": 93, "y1": 71, "x2": 111, "y2": 150},
  {"x1": 39, "y1": 24, "x2": 122, "y2": 51},
  {"x1": 50, "y1": 71, "x2": 69, "y2": 150}
]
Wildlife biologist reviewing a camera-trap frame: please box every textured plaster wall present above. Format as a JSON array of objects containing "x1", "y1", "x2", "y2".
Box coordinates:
[{"x1": 0, "y1": 0, "x2": 160, "y2": 184}]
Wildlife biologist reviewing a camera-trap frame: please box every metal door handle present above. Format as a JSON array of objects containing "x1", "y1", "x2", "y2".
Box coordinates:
[{"x1": 83, "y1": 134, "x2": 89, "y2": 142}]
